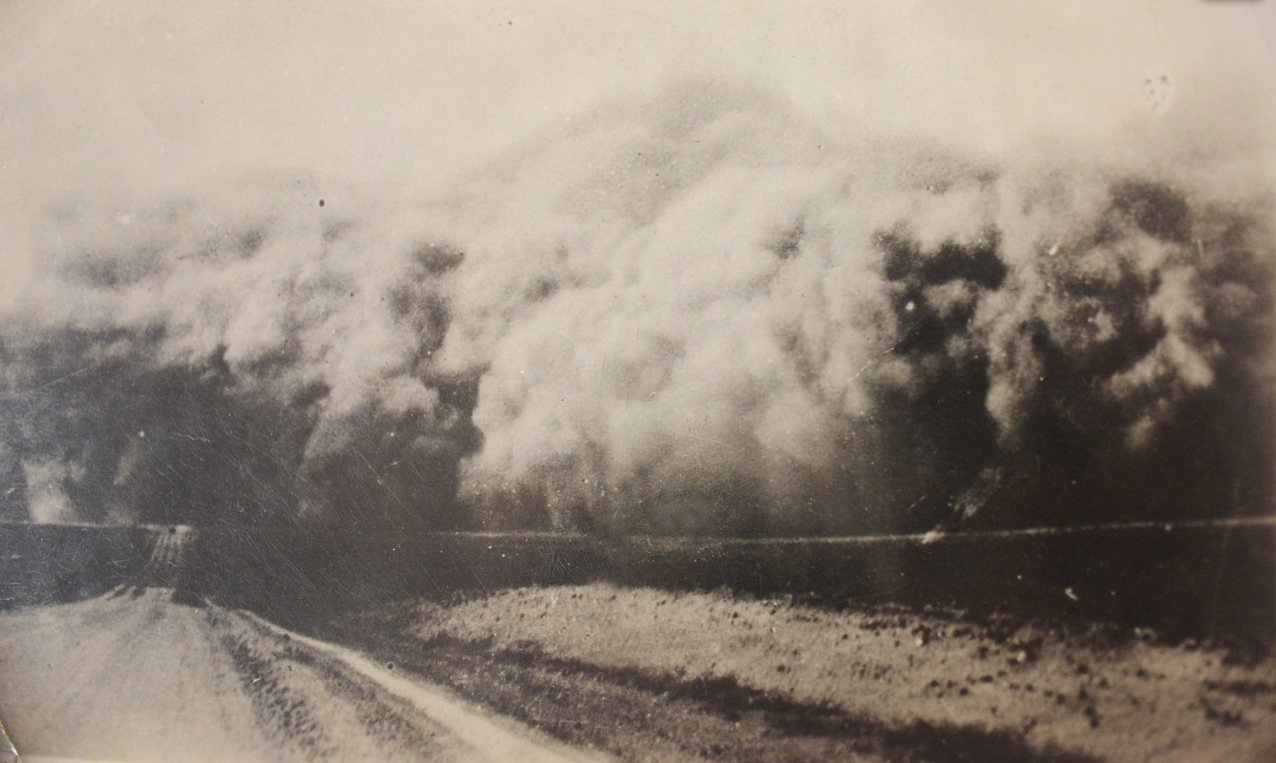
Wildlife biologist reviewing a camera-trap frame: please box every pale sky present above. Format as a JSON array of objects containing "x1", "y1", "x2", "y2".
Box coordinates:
[{"x1": 1, "y1": 0, "x2": 1273, "y2": 201}]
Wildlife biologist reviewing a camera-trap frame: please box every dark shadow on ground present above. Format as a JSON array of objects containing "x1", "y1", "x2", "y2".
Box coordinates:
[{"x1": 313, "y1": 624, "x2": 1099, "y2": 763}]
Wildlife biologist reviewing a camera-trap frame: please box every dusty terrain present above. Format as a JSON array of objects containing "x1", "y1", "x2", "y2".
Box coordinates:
[
  {"x1": 0, "y1": 587, "x2": 604, "y2": 763},
  {"x1": 321, "y1": 583, "x2": 1276, "y2": 763},
  {"x1": 2, "y1": 521, "x2": 1273, "y2": 763}
]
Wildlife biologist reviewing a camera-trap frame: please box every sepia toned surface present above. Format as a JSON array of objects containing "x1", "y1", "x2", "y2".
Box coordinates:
[{"x1": 0, "y1": 2, "x2": 1274, "y2": 761}]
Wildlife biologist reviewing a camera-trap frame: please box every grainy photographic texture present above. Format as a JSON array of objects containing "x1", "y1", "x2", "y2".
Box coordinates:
[{"x1": 0, "y1": 2, "x2": 1274, "y2": 761}]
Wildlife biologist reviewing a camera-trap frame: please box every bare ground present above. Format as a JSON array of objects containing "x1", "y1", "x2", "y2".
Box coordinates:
[
  {"x1": 315, "y1": 583, "x2": 1276, "y2": 763},
  {"x1": 0, "y1": 588, "x2": 601, "y2": 763},
  {"x1": 4, "y1": 580, "x2": 1273, "y2": 762}
]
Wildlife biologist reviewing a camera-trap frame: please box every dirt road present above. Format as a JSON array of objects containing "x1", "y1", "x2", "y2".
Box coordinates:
[
  {"x1": 2, "y1": 525, "x2": 1274, "y2": 762},
  {"x1": 0, "y1": 587, "x2": 608, "y2": 763}
]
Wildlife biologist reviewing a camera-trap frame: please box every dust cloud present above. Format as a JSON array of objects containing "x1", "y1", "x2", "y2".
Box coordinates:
[{"x1": 1, "y1": 81, "x2": 1271, "y2": 535}]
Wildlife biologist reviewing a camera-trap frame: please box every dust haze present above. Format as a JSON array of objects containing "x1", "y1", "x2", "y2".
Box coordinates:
[
  {"x1": 0, "y1": 1, "x2": 1273, "y2": 536},
  {"x1": 1, "y1": 74, "x2": 1271, "y2": 535}
]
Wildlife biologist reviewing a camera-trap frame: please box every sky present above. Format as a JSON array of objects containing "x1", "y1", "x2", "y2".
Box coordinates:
[
  {"x1": 0, "y1": 1, "x2": 1273, "y2": 532},
  {"x1": 1, "y1": 0, "x2": 1273, "y2": 202}
]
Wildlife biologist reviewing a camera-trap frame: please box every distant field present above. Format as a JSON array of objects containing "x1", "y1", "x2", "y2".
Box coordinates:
[
  {"x1": 1, "y1": 518, "x2": 1272, "y2": 650},
  {"x1": 0, "y1": 521, "x2": 150, "y2": 609}
]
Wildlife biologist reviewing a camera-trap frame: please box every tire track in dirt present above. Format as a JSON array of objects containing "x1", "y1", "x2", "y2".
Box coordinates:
[
  {"x1": 0, "y1": 589, "x2": 611, "y2": 762},
  {"x1": 233, "y1": 608, "x2": 612, "y2": 763},
  {"x1": 208, "y1": 603, "x2": 462, "y2": 762}
]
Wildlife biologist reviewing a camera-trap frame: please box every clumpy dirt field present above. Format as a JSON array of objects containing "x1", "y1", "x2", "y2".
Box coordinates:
[{"x1": 320, "y1": 583, "x2": 1276, "y2": 763}]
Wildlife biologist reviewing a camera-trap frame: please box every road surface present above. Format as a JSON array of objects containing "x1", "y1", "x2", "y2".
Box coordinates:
[{"x1": 0, "y1": 583, "x2": 607, "y2": 763}]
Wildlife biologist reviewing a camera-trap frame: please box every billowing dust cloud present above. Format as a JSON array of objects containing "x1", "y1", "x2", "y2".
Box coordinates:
[{"x1": 1, "y1": 82, "x2": 1271, "y2": 535}]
